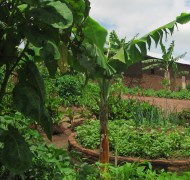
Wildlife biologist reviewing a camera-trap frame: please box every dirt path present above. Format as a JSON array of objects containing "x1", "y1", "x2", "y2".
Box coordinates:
[
  {"x1": 123, "y1": 95, "x2": 190, "y2": 112},
  {"x1": 43, "y1": 122, "x2": 72, "y2": 149}
]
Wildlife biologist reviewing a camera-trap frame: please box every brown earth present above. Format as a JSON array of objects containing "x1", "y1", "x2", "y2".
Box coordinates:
[
  {"x1": 42, "y1": 122, "x2": 71, "y2": 149},
  {"x1": 43, "y1": 119, "x2": 84, "y2": 149},
  {"x1": 124, "y1": 95, "x2": 190, "y2": 112}
]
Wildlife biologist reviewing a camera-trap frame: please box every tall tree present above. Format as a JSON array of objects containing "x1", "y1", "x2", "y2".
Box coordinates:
[{"x1": 73, "y1": 13, "x2": 190, "y2": 176}]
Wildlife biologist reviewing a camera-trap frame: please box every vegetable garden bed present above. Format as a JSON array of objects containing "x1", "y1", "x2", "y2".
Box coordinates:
[
  {"x1": 68, "y1": 133, "x2": 190, "y2": 172},
  {"x1": 69, "y1": 120, "x2": 190, "y2": 172}
]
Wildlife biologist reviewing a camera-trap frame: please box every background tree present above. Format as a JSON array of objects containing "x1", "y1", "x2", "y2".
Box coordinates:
[{"x1": 143, "y1": 41, "x2": 187, "y2": 90}]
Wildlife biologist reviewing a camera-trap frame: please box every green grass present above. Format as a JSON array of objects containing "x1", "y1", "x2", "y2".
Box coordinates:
[{"x1": 124, "y1": 86, "x2": 190, "y2": 100}]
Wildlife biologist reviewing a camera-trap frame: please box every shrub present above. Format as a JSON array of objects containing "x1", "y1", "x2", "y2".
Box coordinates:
[
  {"x1": 108, "y1": 95, "x2": 134, "y2": 120},
  {"x1": 177, "y1": 110, "x2": 190, "y2": 126},
  {"x1": 0, "y1": 113, "x2": 76, "y2": 179},
  {"x1": 55, "y1": 74, "x2": 84, "y2": 106},
  {"x1": 186, "y1": 84, "x2": 190, "y2": 91},
  {"x1": 78, "y1": 82, "x2": 100, "y2": 116},
  {"x1": 108, "y1": 96, "x2": 166, "y2": 126}
]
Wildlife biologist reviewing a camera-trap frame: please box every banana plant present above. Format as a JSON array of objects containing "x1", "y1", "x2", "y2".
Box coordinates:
[
  {"x1": 73, "y1": 12, "x2": 190, "y2": 174},
  {"x1": 143, "y1": 41, "x2": 187, "y2": 90}
]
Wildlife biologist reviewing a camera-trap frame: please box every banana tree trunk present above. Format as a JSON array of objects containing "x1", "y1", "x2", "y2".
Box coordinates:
[
  {"x1": 99, "y1": 78, "x2": 110, "y2": 172},
  {"x1": 182, "y1": 76, "x2": 186, "y2": 90},
  {"x1": 164, "y1": 71, "x2": 170, "y2": 90},
  {"x1": 100, "y1": 101, "x2": 109, "y2": 164}
]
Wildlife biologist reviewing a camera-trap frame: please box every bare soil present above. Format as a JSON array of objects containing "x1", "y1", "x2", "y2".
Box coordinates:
[
  {"x1": 123, "y1": 95, "x2": 190, "y2": 112},
  {"x1": 42, "y1": 122, "x2": 72, "y2": 149}
]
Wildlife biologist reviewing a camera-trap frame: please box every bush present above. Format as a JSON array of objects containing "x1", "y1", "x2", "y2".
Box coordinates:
[
  {"x1": 108, "y1": 96, "x2": 167, "y2": 126},
  {"x1": 55, "y1": 74, "x2": 84, "y2": 106},
  {"x1": 78, "y1": 82, "x2": 100, "y2": 116},
  {"x1": 177, "y1": 110, "x2": 190, "y2": 126},
  {"x1": 101, "y1": 162, "x2": 190, "y2": 180},
  {"x1": 108, "y1": 95, "x2": 133, "y2": 120},
  {"x1": 186, "y1": 84, "x2": 190, "y2": 91},
  {"x1": 0, "y1": 113, "x2": 76, "y2": 179}
]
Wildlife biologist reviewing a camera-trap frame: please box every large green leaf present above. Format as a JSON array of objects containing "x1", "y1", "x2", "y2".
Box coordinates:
[
  {"x1": 13, "y1": 83, "x2": 42, "y2": 122},
  {"x1": 13, "y1": 83, "x2": 52, "y2": 140},
  {"x1": 17, "y1": 4, "x2": 28, "y2": 13},
  {"x1": 18, "y1": 61, "x2": 46, "y2": 103},
  {"x1": 108, "y1": 60, "x2": 130, "y2": 74},
  {"x1": 128, "y1": 44, "x2": 142, "y2": 62},
  {"x1": 44, "y1": 59, "x2": 58, "y2": 77},
  {"x1": 39, "y1": 107, "x2": 53, "y2": 140},
  {"x1": 40, "y1": 40, "x2": 60, "y2": 76},
  {"x1": 84, "y1": 43, "x2": 108, "y2": 69},
  {"x1": 24, "y1": 27, "x2": 61, "y2": 73},
  {"x1": 79, "y1": 43, "x2": 115, "y2": 78},
  {"x1": 176, "y1": 13, "x2": 190, "y2": 24},
  {"x1": 138, "y1": 13, "x2": 190, "y2": 48},
  {"x1": 1, "y1": 126, "x2": 32, "y2": 174},
  {"x1": 112, "y1": 47, "x2": 125, "y2": 63},
  {"x1": 65, "y1": 0, "x2": 86, "y2": 24},
  {"x1": 13, "y1": 62, "x2": 52, "y2": 139},
  {"x1": 24, "y1": 25, "x2": 59, "y2": 47},
  {"x1": 83, "y1": 17, "x2": 108, "y2": 51},
  {"x1": 166, "y1": 41, "x2": 174, "y2": 59},
  {"x1": 28, "y1": 1, "x2": 73, "y2": 29}
]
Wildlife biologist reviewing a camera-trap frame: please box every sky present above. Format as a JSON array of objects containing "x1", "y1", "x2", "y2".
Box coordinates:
[{"x1": 89, "y1": 0, "x2": 190, "y2": 64}]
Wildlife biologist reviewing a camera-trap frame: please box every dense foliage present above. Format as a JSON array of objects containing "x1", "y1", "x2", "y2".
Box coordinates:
[
  {"x1": 0, "y1": 113, "x2": 76, "y2": 179},
  {"x1": 55, "y1": 74, "x2": 83, "y2": 106},
  {"x1": 83, "y1": 162, "x2": 190, "y2": 180},
  {"x1": 0, "y1": 0, "x2": 91, "y2": 173},
  {"x1": 76, "y1": 120, "x2": 190, "y2": 159},
  {"x1": 108, "y1": 95, "x2": 163, "y2": 123}
]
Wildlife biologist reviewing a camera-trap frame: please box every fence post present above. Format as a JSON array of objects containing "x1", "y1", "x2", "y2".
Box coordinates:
[{"x1": 182, "y1": 76, "x2": 186, "y2": 90}]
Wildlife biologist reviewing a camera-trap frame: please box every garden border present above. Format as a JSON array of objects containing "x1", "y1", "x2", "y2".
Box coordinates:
[{"x1": 68, "y1": 120, "x2": 190, "y2": 172}]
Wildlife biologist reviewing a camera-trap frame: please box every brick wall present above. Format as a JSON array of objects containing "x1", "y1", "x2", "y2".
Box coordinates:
[
  {"x1": 124, "y1": 74, "x2": 190, "y2": 90},
  {"x1": 124, "y1": 61, "x2": 190, "y2": 90}
]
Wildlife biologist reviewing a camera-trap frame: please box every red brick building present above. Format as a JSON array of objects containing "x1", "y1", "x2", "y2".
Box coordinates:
[{"x1": 124, "y1": 55, "x2": 190, "y2": 90}]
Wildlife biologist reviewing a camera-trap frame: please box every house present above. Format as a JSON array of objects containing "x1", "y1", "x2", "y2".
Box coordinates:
[{"x1": 124, "y1": 52, "x2": 190, "y2": 90}]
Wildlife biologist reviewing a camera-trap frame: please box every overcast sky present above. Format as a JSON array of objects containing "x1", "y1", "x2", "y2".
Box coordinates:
[{"x1": 89, "y1": 0, "x2": 190, "y2": 64}]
